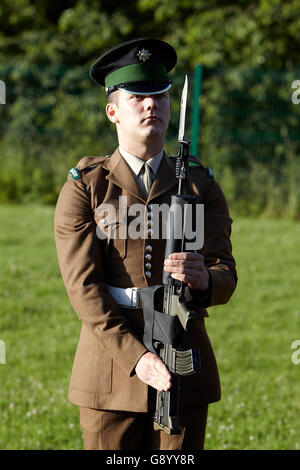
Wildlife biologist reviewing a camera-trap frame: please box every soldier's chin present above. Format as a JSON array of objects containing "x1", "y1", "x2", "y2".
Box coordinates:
[
  {"x1": 143, "y1": 120, "x2": 165, "y2": 134},
  {"x1": 143, "y1": 127, "x2": 165, "y2": 141}
]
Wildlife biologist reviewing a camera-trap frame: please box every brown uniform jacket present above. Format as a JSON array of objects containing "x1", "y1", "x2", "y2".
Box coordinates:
[{"x1": 54, "y1": 148, "x2": 237, "y2": 412}]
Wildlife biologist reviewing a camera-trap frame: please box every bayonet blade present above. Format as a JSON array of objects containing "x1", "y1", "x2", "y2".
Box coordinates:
[{"x1": 178, "y1": 75, "x2": 188, "y2": 142}]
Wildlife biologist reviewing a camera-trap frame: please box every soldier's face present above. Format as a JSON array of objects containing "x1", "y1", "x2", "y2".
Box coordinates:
[{"x1": 106, "y1": 90, "x2": 171, "y2": 146}]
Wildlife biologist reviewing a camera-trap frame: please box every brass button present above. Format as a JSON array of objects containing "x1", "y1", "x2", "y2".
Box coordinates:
[
  {"x1": 145, "y1": 271, "x2": 152, "y2": 278},
  {"x1": 145, "y1": 262, "x2": 152, "y2": 269},
  {"x1": 145, "y1": 253, "x2": 152, "y2": 261},
  {"x1": 145, "y1": 245, "x2": 152, "y2": 252}
]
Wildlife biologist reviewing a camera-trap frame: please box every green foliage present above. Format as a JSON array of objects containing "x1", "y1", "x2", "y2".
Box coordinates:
[
  {"x1": 1, "y1": 1, "x2": 300, "y2": 216},
  {"x1": 197, "y1": 66, "x2": 300, "y2": 218}
]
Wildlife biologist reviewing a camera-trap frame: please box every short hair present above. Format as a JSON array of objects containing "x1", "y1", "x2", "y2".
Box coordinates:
[{"x1": 107, "y1": 89, "x2": 120, "y2": 105}]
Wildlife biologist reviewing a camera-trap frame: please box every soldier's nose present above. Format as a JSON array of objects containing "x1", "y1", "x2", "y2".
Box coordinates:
[{"x1": 144, "y1": 96, "x2": 157, "y2": 109}]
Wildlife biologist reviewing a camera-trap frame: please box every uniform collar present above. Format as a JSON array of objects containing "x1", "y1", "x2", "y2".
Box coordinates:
[
  {"x1": 119, "y1": 147, "x2": 164, "y2": 177},
  {"x1": 102, "y1": 148, "x2": 178, "y2": 202}
]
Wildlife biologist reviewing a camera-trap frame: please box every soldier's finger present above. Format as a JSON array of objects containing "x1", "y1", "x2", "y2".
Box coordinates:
[
  {"x1": 165, "y1": 267, "x2": 204, "y2": 278},
  {"x1": 154, "y1": 360, "x2": 171, "y2": 378},
  {"x1": 164, "y1": 259, "x2": 198, "y2": 268},
  {"x1": 152, "y1": 382, "x2": 165, "y2": 392},
  {"x1": 170, "y1": 272, "x2": 195, "y2": 284},
  {"x1": 169, "y1": 252, "x2": 203, "y2": 261},
  {"x1": 153, "y1": 377, "x2": 172, "y2": 391}
]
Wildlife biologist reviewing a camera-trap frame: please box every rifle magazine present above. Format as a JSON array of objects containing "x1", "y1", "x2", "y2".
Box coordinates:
[{"x1": 174, "y1": 348, "x2": 201, "y2": 375}]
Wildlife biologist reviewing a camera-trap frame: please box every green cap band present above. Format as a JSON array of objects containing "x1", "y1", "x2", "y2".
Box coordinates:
[{"x1": 104, "y1": 63, "x2": 168, "y2": 88}]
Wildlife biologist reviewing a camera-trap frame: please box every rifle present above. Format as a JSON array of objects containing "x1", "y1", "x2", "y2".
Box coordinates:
[{"x1": 140, "y1": 76, "x2": 201, "y2": 434}]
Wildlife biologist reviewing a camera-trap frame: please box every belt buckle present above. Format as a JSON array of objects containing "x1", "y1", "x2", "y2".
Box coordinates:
[{"x1": 130, "y1": 288, "x2": 140, "y2": 308}]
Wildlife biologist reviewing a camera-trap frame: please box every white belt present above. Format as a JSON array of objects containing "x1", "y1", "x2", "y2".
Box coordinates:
[{"x1": 107, "y1": 285, "x2": 142, "y2": 309}]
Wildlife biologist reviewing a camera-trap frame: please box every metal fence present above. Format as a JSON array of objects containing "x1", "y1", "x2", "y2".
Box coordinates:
[{"x1": 191, "y1": 66, "x2": 300, "y2": 168}]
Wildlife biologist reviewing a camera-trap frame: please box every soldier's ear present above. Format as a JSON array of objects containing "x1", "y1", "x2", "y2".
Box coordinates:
[{"x1": 106, "y1": 103, "x2": 119, "y2": 124}]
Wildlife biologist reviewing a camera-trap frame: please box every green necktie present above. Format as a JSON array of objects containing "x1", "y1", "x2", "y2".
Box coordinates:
[{"x1": 142, "y1": 161, "x2": 155, "y2": 195}]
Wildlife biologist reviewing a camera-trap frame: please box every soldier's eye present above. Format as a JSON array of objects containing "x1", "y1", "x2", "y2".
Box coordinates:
[{"x1": 130, "y1": 94, "x2": 141, "y2": 100}]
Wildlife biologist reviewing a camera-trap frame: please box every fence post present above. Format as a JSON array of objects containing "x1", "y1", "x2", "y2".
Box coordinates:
[
  {"x1": 0, "y1": 340, "x2": 6, "y2": 364},
  {"x1": 191, "y1": 65, "x2": 203, "y2": 157}
]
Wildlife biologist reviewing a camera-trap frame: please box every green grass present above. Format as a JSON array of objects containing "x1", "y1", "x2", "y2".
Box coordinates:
[
  {"x1": 0, "y1": 204, "x2": 300, "y2": 450},
  {"x1": 0, "y1": 204, "x2": 82, "y2": 450},
  {"x1": 205, "y1": 215, "x2": 300, "y2": 450}
]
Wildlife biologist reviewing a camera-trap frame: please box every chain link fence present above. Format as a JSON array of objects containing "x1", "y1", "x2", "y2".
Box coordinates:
[{"x1": 193, "y1": 66, "x2": 300, "y2": 217}]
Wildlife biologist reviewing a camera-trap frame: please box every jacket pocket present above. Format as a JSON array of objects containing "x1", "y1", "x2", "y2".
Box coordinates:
[{"x1": 95, "y1": 211, "x2": 127, "y2": 260}]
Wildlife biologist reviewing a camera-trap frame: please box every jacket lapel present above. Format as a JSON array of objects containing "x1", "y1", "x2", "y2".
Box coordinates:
[
  {"x1": 102, "y1": 148, "x2": 146, "y2": 201},
  {"x1": 148, "y1": 153, "x2": 178, "y2": 201},
  {"x1": 102, "y1": 149, "x2": 178, "y2": 202}
]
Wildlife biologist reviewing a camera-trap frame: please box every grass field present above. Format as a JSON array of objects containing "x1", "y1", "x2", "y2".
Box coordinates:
[{"x1": 0, "y1": 204, "x2": 300, "y2": 450}]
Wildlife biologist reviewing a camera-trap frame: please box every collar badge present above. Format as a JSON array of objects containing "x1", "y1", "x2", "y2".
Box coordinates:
[{"x1": 137, "y1": 48, "x2": 152, "y2": 62}]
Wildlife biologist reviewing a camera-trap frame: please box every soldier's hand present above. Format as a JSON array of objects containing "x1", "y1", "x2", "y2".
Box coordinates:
[
  {"x1": 164, "y1": 252, "x2": 209, "y2": 291},
  {"x1": 135, "y1": 352, "x2": 172, "y2": 392}
]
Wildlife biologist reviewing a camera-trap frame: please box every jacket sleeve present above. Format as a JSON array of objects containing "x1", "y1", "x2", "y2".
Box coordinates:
[
  {"x1": 54, "y1": 175, "x2": 147, "y2": 376},
  {"x1": 190, "y1": 175, "x2": 237, "y2": 308}
]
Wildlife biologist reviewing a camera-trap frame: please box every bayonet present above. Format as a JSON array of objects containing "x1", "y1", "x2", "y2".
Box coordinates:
[
  {"x1": 176, "y1": 75, "x2": 191, "y2": 193},
  {"x1": 178, "y1": 75, "x2": 188, "y2": 142}
]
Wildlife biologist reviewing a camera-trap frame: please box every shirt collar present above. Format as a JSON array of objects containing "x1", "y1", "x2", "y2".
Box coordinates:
[{"x1": 119, "y1": 147, "x2": 164, "y2": 177}]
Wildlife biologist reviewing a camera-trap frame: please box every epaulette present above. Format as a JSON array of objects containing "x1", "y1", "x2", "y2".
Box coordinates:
[
  {"x1": 68, "y1": 156, "x2": 108, "y2": 180},
  {"x1": 188, "y1": 156, "x2": 214, "y2": 179}
]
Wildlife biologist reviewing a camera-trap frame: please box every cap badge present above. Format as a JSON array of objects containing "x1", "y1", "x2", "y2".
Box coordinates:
[{"x1": 137, "y1": 48, "x2": 152, "y2": 62}]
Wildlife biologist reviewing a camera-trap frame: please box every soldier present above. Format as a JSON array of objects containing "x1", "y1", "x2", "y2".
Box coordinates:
[{"x1": 54, "y1": 37, "x2": 237, "y2": 450}]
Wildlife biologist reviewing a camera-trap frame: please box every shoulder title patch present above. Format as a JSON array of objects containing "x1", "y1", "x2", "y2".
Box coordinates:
[{"x1": 69, "y1": 167, "x2": 81, "y2": 180}]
